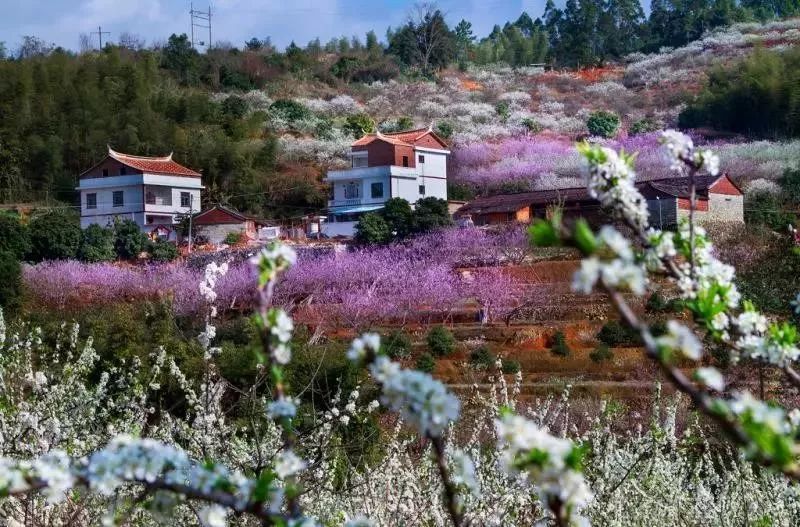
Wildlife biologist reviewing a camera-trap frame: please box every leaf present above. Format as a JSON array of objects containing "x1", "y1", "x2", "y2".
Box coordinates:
[
  {"x1": 573, "y1": 219, "x2": 598, "y2": 255},
  {"x1": 529, "y1": 219, "x2": 560, "y2": 247}
]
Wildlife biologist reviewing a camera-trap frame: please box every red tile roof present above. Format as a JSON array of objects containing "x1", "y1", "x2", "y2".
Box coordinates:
[
  {"x1": 351, "y1": 127, "x2": 449, "y2": 149},
  {"x1": 106, "y1": 147, "x2": 201, "y2": 177}
]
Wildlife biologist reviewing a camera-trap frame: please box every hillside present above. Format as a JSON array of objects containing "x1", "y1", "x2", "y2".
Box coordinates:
[{"x1": 2, "y1": 18, "x2": 800, "y2": 218}]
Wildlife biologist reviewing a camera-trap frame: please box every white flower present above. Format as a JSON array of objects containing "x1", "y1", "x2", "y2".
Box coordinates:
[
  {"x1": 269, "y1": 309, "x2": 294, "y2": 343},
  {"x1": 789, "y1": 408, "x2": 800, "y2": 427},
  {"x1": 369, "y1": 357, "x2": 459, "y2": 437},
  {"x1": 656, "y1": 321, "x2": 703, "y2": 360},
  {"x1": 572, "y1": 257, "x2": 601, "y2": 294},
  {"x1": 660, "y1": 129, "x2": 694, "y2": 170},
  {"x1": 344, "y1": 516, "x2": 374, "y2": 527},
  {"x1": 198, "y1": 505, "x2": 228, "y2": 527},
  {"x1": 734, "y1": 310, "x2": 768, "y2": 334},
  {"x1": 450, "y1": 449, "x2": 480, "y2": 496},
  {"x1": 272, "y1": 343, "x2": 292, "y2": 365},
  {"x1": 599, "y1": 226, "x2": 633, "y2": 261},
  {"x1": 267, "y1": 398, "x2": 297, "y2": 419},
  {"x1": 695, "y1": 149, "x2": 720, "y2": 176},
  {"x1": 711, "y1": 312, "x2": 729, "y2": 332},
  {"x1": 695, "y1": 367, "x2": 725, "y2": 391},
  {"x1": 791, "y1": 292, "x2": 800, "y2": 315},
  {"x1": 347, "y1": 333, "x2": 381, "y2": 362},
  {"x1": 275, "y1": 450, "x2": 307, "y2": 479}
]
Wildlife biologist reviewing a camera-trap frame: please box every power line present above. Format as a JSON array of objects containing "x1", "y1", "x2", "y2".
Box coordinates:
[
  {"x1": 190, "y1": 3, "x2": 212, "y2": 50},
  {"x1": 90, "y1": 26, "x2": 111, "y2": 49}
]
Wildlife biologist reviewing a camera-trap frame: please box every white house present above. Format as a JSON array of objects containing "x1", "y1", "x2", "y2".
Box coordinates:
[
  {"x1": 323, "y1": 127, "x2": 450, "y2": 237},
  {"x1": 76, "y1": 147, "x2": 203, "y2": 241}
]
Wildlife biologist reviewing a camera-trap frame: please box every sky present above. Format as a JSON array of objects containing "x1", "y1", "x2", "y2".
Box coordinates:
[{"x1": 0, "y1": 0, "x2": 555, "y2": 53}]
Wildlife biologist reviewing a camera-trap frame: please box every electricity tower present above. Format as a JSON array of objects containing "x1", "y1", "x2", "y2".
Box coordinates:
[{"x1": 190, "y1": 3, "x2": 212, "y2": 50}]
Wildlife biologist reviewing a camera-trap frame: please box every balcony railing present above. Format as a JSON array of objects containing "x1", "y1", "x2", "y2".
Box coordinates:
[{"x1": 328, "y1": 198, "x2": 364, "y2": 207}]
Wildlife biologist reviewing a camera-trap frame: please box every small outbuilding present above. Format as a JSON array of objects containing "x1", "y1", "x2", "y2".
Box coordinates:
[{"x1": 192, "y1": 205, "x2": 264, "y2": 245}]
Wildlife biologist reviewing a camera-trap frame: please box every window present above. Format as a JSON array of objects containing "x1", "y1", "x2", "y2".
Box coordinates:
[
  {"x1": 402, "y1": 156, "x2": 409, "y2": 167},
  {"x1": 102, "y1": 169, "x2": 109, "y2": 178},
  {"x1": 371, "y1": 182, "x2": 384, "y2": 199},
  {"x1": 344, "y1": 182, "x2": 360, "y2": 199},
  {"x1": 113, "y1": 190, "x2": 124, "y2": 207},
  {"x1": 181, "y1": 192, "x2": 192, "y2": 208},
  {"x1": 352, "y1": 155, "x2": 368, "y2": 168},
  {"x1": 86, "y1": 193, "x2": 97, "y2": 210},
  {"x1": 418, "y1": 154, "x2": 425, "y2": 164},
  {"x1": 419, "y1": 185, "x2": 426, "y2": 196},
  {"x1": 119, "y1": 166, "x2": 127, "y2": 176}
]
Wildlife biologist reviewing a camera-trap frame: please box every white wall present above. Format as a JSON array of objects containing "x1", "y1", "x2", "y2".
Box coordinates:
[
  {"x1": 322, "y1": 220, "x2": 358, "y2": 237},
  {"x1": 415, "y1": 149, "x2": 447, "y2": 179},
  {"x1": 331, "y1": 175, "x2": 390, "y2": 204},
  {"x1": 81, "y1": 184, "x2": 143, "y2": 219}
]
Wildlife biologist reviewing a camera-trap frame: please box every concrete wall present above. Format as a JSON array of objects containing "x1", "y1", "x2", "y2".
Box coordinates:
[
  {"x1": 322, "y1": 220, "x2": 358, "y2": 238},
  {"x1": 196, "y1": 222, "x2": 249, "y2": 245},
  {"x1": 708, "y1": 193, "x2": 744, "y2": 222},
  {"x1": 81, "y1": 184, "x2": 144, "y2": 219}
]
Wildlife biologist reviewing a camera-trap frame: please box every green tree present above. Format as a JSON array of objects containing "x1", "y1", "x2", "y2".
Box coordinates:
[
  {"x1": 28, "y1": 210, "x2": 81, "y2": 261},
  {"x1": 551, "y1": 330, "x2": 572, "y2": 357},
  {"x1": 387, "y1": 7, "x2": 456, "y2": 72},
  {"x1": 354, "y1": 213, "x2": 392, "y2": 245},
  {"x1": 426, "y1": 325, "x2": 455, "y2": 357},
  {"x1": 0, "y1": 250, "x2": 21, "y2": 312},
  {"x1": 416, "y1": 352, "x2": 436, "y2": 373},
  {"x1": 0, "y1": 213, "x2": 30, "y2": 259},
  {"x1": 113, "y1": 219, "x2": 148, "y2": 260},
  {"x1": 382, "y1": 197, "x2": 414, "y2": 238},
  {"x1": 79, "y1": 223, "x2": 115, "y2": 262},
  {"x1": 161, "y1": 34, "x2": 198, "y2": 85},
  {"x1": 149, "y1": 238, "x2": 179, "y2": 262},
  {"x1": 587, "y1": 110, "x2": 621, "y2": 138},
  {"x1": 412, "y1": 197, "x2": 453, "y2": 233},
  {"x1": 343, "y1": 113, "x2": 376, "y2": 138}
]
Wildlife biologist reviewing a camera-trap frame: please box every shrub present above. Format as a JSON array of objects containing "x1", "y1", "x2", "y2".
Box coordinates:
[
  {"x1": 629, "y1": 117, "x2": 659, "y2": 135},
  {"x1": 495, "y1": 101, "x2": 510, "y2": 122},
  {"x1": 0, "y1": 250, "x2": 21, "y2": 312},
  {"x1": 646, "y1": 291, "x2": 668, "y2": 313},
  {"x1": 343, "y1": 113, "x2": 375, "y2": 138},
  {"x1": 550, "y1": 330, "x2": 571, "y2": 357},
  {"x1": 501, "y1": 358, "x2": 521, "y2": 374},
  {"x1": 469, "y1": 345, "x2": 495, "y2": 369},
  {"x1": 435, "y1": 121, "x2": 453, "y2": 139},
  {"x1": 149, "y1": 239, "x2": 179, "y2": 262},
  {"x1": 0, "y1": 213, "x2": 30, "y2": 259},
  {"x1": 224, "y1": 231, "x2": 246, "y2": 246},
  {"x1": 416, "y1": 352, "x2": 436, "y2": 373},
  {"x1": 354, "y1": 213, "x2": 392, "y2": 245},
  {"x1": 745, "y1": 191, "x2": 794, "y2": 231},
  {"x1": 113, "y1": 219, "x2": 148, "y2": 260},
  {"x1": 522, "y1": 118, "x2": 543, "y2": 134},
  {"x1": 597, "y1": 320, "x2": 641, "y2": 347},
  {"x1": 412, "y1": 197, "x2": 453, "y2": 234},
  {"x1": 383, "y1": 330, "x2": 412, "y2": 359},
  {"x1": 28, "y1": 210, "x2": 81, "y2": 261},
  {"x1": 381, "y1": 198, "x2": 414, "y2": 238},
  {"x1": 269, "y1": 99, "x2": 311, "y2": 122},
  {"x1": 426, "y1": 326, "x2": 455, "y2": 357},
  {"x1": 589, "y1": 343, "x2": 613, "y2": 363},
  {"x1": 79, "y1": 224, "x2": 115, "y2": 262},
  {"x1": 586, "y1": 110, "x2": 620, "y2": 138}
]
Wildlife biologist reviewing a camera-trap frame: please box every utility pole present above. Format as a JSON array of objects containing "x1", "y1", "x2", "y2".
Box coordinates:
[
  {"x1": 90, "y1": 26, "x2": 110, "y2": 49},
  {"x1": 188, "y1": 194, "x2": 194, "y2": 253},
  {"x1": 190, "y1": 3, "x2": 212, "y2": 50}
]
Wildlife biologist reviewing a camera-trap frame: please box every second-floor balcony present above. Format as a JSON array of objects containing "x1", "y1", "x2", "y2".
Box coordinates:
[
  {"x1": 325, "y1": 164, "x2": 419, "y2": 182},
  {"x1": 329, "y1": 198, "x2": 366, "y2": 207}
]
